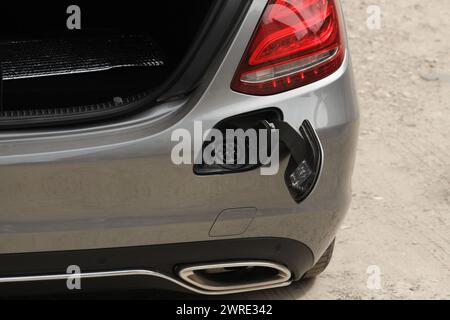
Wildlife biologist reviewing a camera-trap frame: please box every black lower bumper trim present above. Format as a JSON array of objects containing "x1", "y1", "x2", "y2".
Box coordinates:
[{"x1": 0, "y1": 238, "x2": 314, "y2": 295}]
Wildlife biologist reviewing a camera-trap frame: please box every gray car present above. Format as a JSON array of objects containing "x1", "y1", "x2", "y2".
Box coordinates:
[{"x1": 0, "y1": 0, "x2": 358, "y2": 296}]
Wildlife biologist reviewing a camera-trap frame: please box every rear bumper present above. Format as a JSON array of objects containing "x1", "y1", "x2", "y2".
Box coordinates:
[
  {"x1": 0, "y1": 72, "x2": 358, "y2": 294},
  {"x1": 0, "y1": 237, "x2": 313, "y2": 296},
  {"x1": 0, "y1": 64, "x2": 358, "y2": 257}
]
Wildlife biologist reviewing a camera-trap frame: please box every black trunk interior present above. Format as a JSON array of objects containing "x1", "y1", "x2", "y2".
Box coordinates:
[{"x1": 0, "y1": 1, "x2": 212, "y2": 118}]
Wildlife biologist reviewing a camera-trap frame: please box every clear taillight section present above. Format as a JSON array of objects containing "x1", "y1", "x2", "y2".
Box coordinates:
[{"x1": 231, "y1": 0, "x2": 345, "y2": 95}]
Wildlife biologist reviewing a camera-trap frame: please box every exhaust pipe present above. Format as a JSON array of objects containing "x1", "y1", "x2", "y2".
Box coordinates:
[{"x1": 178, "y1": 261, "x2": 292, "y2": 293}]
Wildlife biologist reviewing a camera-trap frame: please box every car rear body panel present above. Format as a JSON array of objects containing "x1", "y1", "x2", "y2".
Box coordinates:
[{"x1": 0, "y1": 0, "x2": 358, "y2": 271}]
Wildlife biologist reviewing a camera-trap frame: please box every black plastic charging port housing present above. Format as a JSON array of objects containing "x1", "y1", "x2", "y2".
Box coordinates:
[
  {"x1": 194, "y1": 110, "x2": 323, "y2": 204},
  {"x1": 193, "y1": 109, "x2": 285, "y2": 176}
]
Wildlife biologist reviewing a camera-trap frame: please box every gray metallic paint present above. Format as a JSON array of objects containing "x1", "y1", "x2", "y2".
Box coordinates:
[{"x1": 0, "y1": 0, "x2": 359, "y2": 265}]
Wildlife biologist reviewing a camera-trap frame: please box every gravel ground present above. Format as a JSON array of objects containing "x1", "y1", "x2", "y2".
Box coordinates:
[{"x1": 231, "y1": 0, "x2": 450, "y2": 300}]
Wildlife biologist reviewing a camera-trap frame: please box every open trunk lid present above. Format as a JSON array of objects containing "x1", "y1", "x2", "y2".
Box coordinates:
[{"x1": 0, "y1": 1, "x2": 250, "y2": 129}]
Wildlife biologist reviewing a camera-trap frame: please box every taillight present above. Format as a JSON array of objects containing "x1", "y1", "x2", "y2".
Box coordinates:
[{"x1": 231, "y1": 0, "x2": 345, "y2": 95}]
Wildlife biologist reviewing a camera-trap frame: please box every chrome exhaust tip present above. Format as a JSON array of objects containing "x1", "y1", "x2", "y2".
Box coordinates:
[{"x1": 178, "y1": 261, "x2": 292, "y2": 294}]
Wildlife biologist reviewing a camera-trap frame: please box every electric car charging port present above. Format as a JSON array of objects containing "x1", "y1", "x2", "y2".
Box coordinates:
[{"x1": 194, "y1": 109, "x2": 323, "y2": 203}]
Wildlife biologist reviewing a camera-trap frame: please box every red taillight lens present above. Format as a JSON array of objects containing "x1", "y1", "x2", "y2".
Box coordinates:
[{"x1": 231, "y1": 0, "x2": 345, "y2": 95}]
